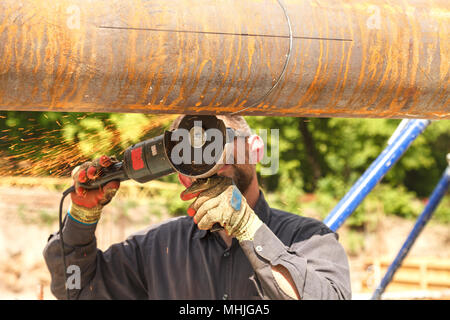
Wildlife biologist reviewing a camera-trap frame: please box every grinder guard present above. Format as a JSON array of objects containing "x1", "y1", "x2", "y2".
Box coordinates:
[{"x1": 163, "y1": 115, "x2": 231, "y2": 179}]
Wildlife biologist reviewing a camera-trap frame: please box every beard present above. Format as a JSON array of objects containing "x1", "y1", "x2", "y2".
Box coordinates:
[{"x1": 230, "y1": 164, "x2": 255, "y2": 194}]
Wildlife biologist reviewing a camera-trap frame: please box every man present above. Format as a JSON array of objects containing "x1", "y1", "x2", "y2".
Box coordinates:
[{"x1": 43, "y1": 115, "x2": 351, "y2": 300}]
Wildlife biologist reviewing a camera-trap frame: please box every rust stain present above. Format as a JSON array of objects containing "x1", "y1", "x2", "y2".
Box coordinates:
[
  {"x1": 229, "y1": 32, "x2": 257, "y2": 108},
  {"x1": 325, "y1": 8, "x2": 346, "y2": 109},
  {"x1": 284, "y1": 5, "x2": 314, "y2": 106},
  {"x1": 221, "y1": 26, "x2": 243, "y2": 108},
  {"x1": 296, "y1": 3, "x2": 324, "y2": 107},
  {"x1": 337, "y1": 4, "x2": 355, "y2": 109},
  {"x1": 0, "y1": 0, "x2": 448, "y2": 119},
  {"x1": 147, "y1": 7, "x2": 170, "y2": 106}
]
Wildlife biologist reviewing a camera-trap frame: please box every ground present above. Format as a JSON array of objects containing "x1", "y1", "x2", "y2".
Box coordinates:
[{"x1": 0, "y1": 181, "x2": 448, "y2": 300}]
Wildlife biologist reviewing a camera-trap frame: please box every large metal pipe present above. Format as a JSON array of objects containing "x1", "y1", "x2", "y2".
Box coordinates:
[{"x1": 0, "y1": 0, "x2": 448, "y2": 119}]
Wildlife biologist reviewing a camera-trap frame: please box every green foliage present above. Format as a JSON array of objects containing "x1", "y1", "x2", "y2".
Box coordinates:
[
  {"x1": 64, "y1": 117, "x2": 114, "y2": 158},
  {"x1": 159, "y1": 188, "x2": 189, "y2": 216},
  {"x1": 246, "y1": 116, "x2": 449, "y2": 224},
  {"x1": 0, "y1": 111, "x2": 173, "y2": 177},
  {"x1": 60, "y1": 112, "x2": 164, "y2": 159},
  {"x1": 265, "y1": 182, "x2": 304, "y2": 215},
  {"x1": 109, "y1": 113, "x2": 154, "y2": 149},
  {"x1": 378, "y1": 185, "x2": 421, "y2": 219},
  {"x1": 343, "y1": 184, "x2": 422, "y2": 229},
  {"x1": 343, "y1": 230, "x2": 365, "y2": 256},
  {"x1": 434, "y1": 196, "x2": 450, "y2": 223},
  {"x1": 17, "y1": 203, "x2": 57, "y2": 226},
  {"x1": 246, "y1": 117, "x2": 449, "y2": 197},
  {"x1": 0, "y1": 111, "x2": 448, "y2": 225}
]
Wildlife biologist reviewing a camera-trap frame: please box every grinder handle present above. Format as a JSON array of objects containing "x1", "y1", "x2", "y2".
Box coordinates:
[
  {"x1": 211, "y1": 223, "x2": 224, "y2": 232},
  {"x1": 77, "y1": 162, "x2": 129, "y2": 190}
]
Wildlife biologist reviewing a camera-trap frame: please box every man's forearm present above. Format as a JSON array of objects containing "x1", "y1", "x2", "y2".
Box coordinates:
[
  {"x1": 44, "y1": 213, "x2": 150, "y2": 300},
  {"x1": 240, "y1": 223, "x2": 351, "y2": 300},
  {"x1": 43, "y1": 215, "x2": 98, "y2": 299},
  {"x1": 239, "y1": 223, "x2": 303, "y2": 300},
  {"x1": 271, "y1": 265, "x2": 300, "y2": 299}
]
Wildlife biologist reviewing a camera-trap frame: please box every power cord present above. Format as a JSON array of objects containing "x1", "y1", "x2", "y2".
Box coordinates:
[{"x1": 59, "y1": 185, "x2": 75, "y2": 300}]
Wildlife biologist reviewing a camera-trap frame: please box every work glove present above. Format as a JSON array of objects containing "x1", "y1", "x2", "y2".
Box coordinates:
[
  {"x1": 180, "y1": 176, "x2": 263, "y2": 242},
  {"x1": 69, "y1": 155, "x2": 120, "y2": 225}
]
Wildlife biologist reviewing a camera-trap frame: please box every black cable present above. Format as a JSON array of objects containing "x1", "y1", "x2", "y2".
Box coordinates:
[{"x1": 59, "y1": 185, "x2": 75, "y2": 300}]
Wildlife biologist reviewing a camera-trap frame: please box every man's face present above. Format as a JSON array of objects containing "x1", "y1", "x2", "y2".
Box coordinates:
[
  {"x1": 216, "y1": 137, "x2": 255, "y2": 194},
  {"x1": 180, "y1": 137, "x2": 256, "y2": 195}
]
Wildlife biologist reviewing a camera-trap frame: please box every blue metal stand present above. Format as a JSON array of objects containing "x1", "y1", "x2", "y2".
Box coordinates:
[
  {"x1": 371, "y1": 161, "x2": 450, "y2": 300},
  {"x1": 323, "y1": 119, "x2": 431, "y2": 232}
]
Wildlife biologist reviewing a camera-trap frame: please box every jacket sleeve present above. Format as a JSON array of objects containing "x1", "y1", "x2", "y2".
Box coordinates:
[
  {"x1": 43, "y1": 215, "x2": 148, "y2": 299},
  {"x1": 240, "y1": 223, "x2": 352, "y2": 300}
]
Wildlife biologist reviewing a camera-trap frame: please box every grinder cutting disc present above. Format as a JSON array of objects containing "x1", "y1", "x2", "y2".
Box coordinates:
[{"x1": 163, "y1": 115, "x2": 230, "y2": 179}]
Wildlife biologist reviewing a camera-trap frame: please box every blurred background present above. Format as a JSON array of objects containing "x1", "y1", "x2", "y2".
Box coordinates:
[{"x1": 0, "y1": 111, "x2": 448, "y2": 299}]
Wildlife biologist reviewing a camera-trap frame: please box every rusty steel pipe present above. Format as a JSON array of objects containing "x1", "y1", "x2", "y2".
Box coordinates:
[{"x1": 0, "y1": 0, "x2": 448, "y2": 119}]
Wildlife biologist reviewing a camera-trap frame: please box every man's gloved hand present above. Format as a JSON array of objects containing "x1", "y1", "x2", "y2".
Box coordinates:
[
  {"x1": 69, "y1": 155, "x2": 120, "y2": 225},
  {"x1": 180, "y1": 176, "x2": 263, "y2": 242}
]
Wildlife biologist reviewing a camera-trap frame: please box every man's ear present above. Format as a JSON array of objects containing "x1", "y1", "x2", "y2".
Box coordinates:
[{"x1": 248, "y1": 134, "x2": 264, "y2": 164}]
